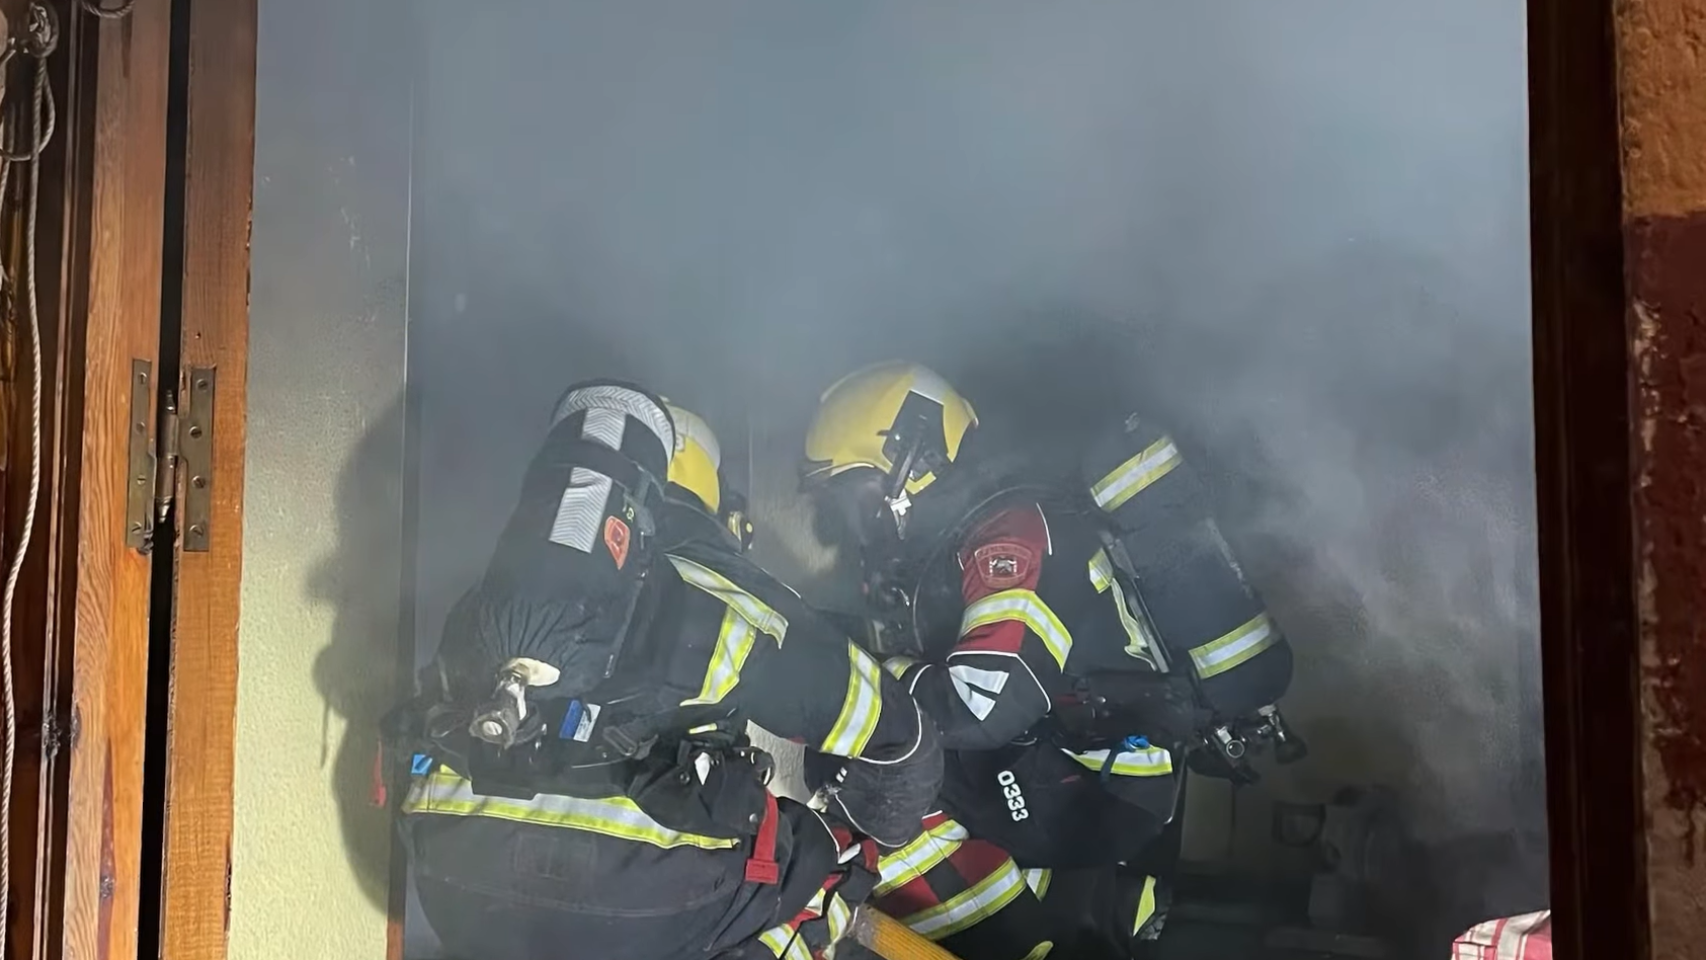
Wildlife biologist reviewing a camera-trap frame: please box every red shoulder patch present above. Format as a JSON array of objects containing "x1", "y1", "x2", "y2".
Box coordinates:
[
  {"x1": 972, "y1": 541, "x2": 1036, "y2": 590},
  {"x1": 603, "y1": 516, "x2": 632, "y2": 569}
]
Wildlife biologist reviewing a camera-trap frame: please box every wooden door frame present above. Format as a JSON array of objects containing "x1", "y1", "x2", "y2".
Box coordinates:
[
  {"x1": 1527, "y1": 0, "x2": 1652, "y2": 956},
  {"x1": 151, "y1": 0, "x2": 256, "y2": 955},
  {"x1": 0, "y1": 0, "x2": 175, "y2": 957},
  {"x1": 0, "y1": 0, "x2": 1653, "y2": 958}
]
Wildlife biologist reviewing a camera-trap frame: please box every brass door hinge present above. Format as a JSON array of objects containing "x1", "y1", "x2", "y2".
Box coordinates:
[{"x1": 125, "y1": 362, "x2": 216, "y2": 554}]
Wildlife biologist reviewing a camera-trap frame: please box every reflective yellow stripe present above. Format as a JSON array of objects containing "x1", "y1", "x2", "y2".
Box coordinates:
[
  {"x1": 1090, "y1": 436, "x2": 1182, "y2": 511},
  {"x1": 1065, "y1": 746, "x2": 1174, "y2": 778},
  {"x1": 902, "y1": 857, "x2": 1027, "y2": 940},
  {"x1": 667, "y1": 554, "x2": 789, "y2": 643},
  {"x1": 1108, "y1": 578, "x2": 1153, "y2": 662},
  {"x1": 876, "y1": 818, "x2": 969, "y2": 895},
  {"x1": 1021, "y1": 943, "x2": 1055, "y2": 960},
  {"x1": 1090, "y1": 549, "x2": 1155, "y2": 662},
  {"x1": 821, "y1": 641, "x2": 885, "y2": 757},
  {"x1": 402, "y1": 771, "x2": 737, "y2": 850},
  {"x1": 1189, "y1": 613, "x2": 1277, "y2": 679},
  {"x1": 1023, "y1": 867, "x2": 1053, "y2": 899},
  {"x1": 960, "y1": 589, "x2": 1073, "y2": 670},
  {"x1": 826, "y1": 892, "x2": 853, "y2": 942},
  {"x1": 1133, "y1": 875, "x2": 1159, "y2": 936},
  {"x1": 759, "y1": 924, "x2": 812, "y2": 960},
  {"x1": 681, "y1": 606, "x2": 760, "y2": 706},
  {"x1": 1088, "y1": 548, "x2": 1114, "y2": 592},
  {"x1": 883, "y1": 655, "x2": 918, "y2": 681}
]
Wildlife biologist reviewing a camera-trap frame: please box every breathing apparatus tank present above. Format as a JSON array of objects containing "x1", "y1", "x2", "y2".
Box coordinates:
[{"x1": 1079, "y1": 413, "x2": 1305, "y2": 780}]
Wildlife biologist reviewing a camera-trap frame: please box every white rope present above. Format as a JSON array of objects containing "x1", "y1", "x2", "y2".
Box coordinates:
[{"x1": 0, "y1": 6, "x2": 61, "y2": 947}]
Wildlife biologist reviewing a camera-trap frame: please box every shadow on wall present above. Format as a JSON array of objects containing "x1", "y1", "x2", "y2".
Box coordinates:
[{"x1": 306, "y1": 393, "x2": 410, "y2": 912}]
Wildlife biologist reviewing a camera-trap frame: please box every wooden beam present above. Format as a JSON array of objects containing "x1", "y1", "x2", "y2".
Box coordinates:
[
  {"x1": 1527, "y1": 0, "x2": 1647, "y2": 956},
  {"x1": 58, "y1": 0, "x2": 174, "y2": 957},
  {"x1": 156, "y1": 0, "x2": 256, "y2": 955}
]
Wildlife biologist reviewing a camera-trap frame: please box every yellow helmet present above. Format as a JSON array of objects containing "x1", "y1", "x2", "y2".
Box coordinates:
[
  {"x1": 800, "y1": 361, "x2": 978, "y2": 496},
  {"x1": 662, "y1": 401, "x2": 722, "y2": 514}
]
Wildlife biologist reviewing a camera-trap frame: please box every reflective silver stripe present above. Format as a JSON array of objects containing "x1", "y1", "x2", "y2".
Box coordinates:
[
  {"x1": 948, "y1": 663, "x2": 1009, "y2": 722},
  {"x1": 1023, "y1": 867, "x2": 1053, "y2": 899},
  {"x1": 1065, "y1": 746, "x2": 1174, "y2": 778},
  {"x1": 549, "y1": 466, "x2": 612, "y2": 553},
  {"x1": 1188, "y1": 614, "x2": 1277, "y2": 679},
  {"x1": 667, "y1": 554, "x2": 789, "y2": 643},
  {"x1": 552, "y1": 383, "x2": 674, "y2": 454},
  {"x1": 681, "y1": 606, "x2": 759, "y2": 706},
  {"x1": 876, "y1": 818, "x2": 968, "y2": 894},
  {"x1": 1090, "y1": 437, "x2": 1182, "y2": 511},
  {"x1": 949, "y1": 663, "x2": 1010, "y2": 695},
  {"x1": 580, "y1": 406, "x2": 627, "y2": 450},
  {"x1": 402, "y1": 771, "x2": 736, "y2": 850},
  {"x1": 959, "y1": 589, "x2": 1073, "y2": 670},
  {"x1": 903, "y1": 858, "x2": 1028, "y2": 940},
  {"x1": 821, "y1": 641, "x2": 884, "y2": 757},
  {"x1": 951, "y1": 676, "x2": 998, "y2": 720}
]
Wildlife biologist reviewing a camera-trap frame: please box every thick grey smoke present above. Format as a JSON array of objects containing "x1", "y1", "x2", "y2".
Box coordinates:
[{"x1": 404, "y1": 0, "x2": 1540, "y2": 943}]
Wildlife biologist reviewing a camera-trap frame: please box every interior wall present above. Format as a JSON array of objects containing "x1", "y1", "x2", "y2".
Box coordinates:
[
  {"x1": 401, "y1": 0, "x2": 1540, "y2": 947},
  {"x1": 230, "y1": 0, "x2": 413, "y2": 956}
]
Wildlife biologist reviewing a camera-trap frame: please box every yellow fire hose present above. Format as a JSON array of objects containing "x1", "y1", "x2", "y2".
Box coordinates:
[{"x1": 850, "y1": 906, "x2": 964, "y2": 960}]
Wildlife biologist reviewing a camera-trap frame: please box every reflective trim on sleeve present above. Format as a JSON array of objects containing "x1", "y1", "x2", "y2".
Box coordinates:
[
  {"x1": 667, "y1": 554, "x2": 789, "y2": 643},
  {"x1": 825, "y1": 892, "x2": 854, "y2": 942},
  {"x1": 401, "y1": 770, "x2": 737, "y2": 850},
  {"x1": 875, "y1": 818, "x2": 969, "y2": 895},
  {"x1": 1023, "y1": 867, "x2": 1053, "y2": 899},
  {"x1": 1133, "y1": 875, "x2": 1159, "y2": 936},
  {"x1": 821, "y1": 641, "x2": 885, "y2": 757},
  {"x1": 1065, "y1": 746, "x2": 1174, "y2": 778},
  {"x1": 901, "y1": 857, "x2": 1028, "y2": 941},
  {"x1": 681, "y1": 606, "x2": 759, "y2": 707},
  {"x1": 1088, "y1": 548, "x2": 1114, "y2": 593},
  {"x1": 1188, "y1": 613, "x2": 1277, "y2": 679},
  {"x1": 960, "y1": 589, "x2": 1074, "y2": 670},
  {"x1": 759, "y1": 924, "x2": 813, "y2": 960},
  {"x1": 1090, "y1": 437, "x2": 1182, "y2": 512},
  {"x1": 1022, "y1": 943, "x2": 1056, "y2": 960}
]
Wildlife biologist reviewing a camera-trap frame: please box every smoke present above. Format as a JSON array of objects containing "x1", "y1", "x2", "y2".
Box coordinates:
[{"x1": 404, "y1": 0, "x2": 1540, "y2": 938}]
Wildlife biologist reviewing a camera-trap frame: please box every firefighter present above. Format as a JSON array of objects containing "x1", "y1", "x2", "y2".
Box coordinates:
[
  {"x1": 387, "y1": 381, "x2": 943, "y2": 960},
  {"x1": 798, "y1": 361, "x2": 1300, "y2": 959}
]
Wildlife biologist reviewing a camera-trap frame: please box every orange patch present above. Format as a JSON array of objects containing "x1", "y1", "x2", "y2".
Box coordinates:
[{"x1": 603, "y1": 516, "x2": 632, "y2": 569}]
